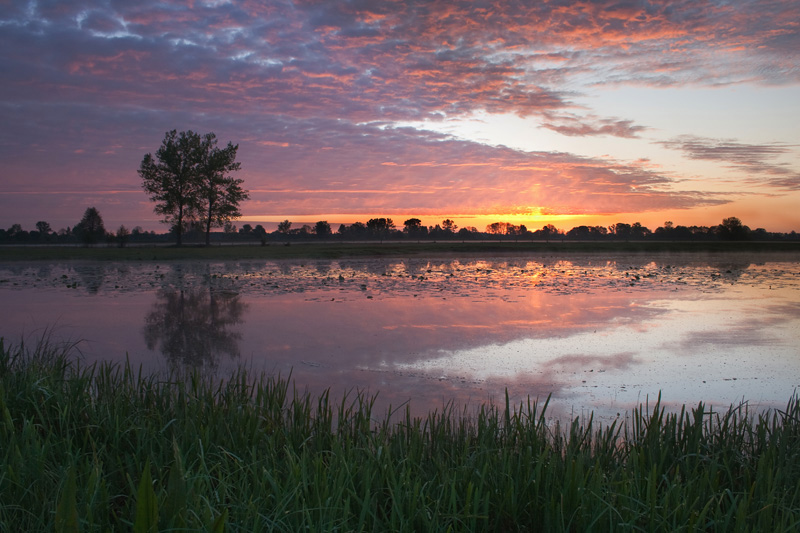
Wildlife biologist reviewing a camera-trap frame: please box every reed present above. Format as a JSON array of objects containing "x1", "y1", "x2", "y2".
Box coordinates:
[{"x1": 1, "y1": 337, "x2": 798, "y2": 532}]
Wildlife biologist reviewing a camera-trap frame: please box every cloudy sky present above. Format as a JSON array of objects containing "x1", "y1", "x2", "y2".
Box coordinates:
[{"x1": 2, "y1": 0, "x2": 799, "y2": 233}]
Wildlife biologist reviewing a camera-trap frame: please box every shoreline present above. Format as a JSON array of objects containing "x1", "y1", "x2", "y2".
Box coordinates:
[{"x1": 3, "y1": 239, "x2": 800, "y2": 261}]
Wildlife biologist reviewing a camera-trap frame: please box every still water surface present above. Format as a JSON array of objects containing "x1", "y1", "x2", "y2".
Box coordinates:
[{"x1": 2, "y1": 252, "x2": 799, "y2": 422}]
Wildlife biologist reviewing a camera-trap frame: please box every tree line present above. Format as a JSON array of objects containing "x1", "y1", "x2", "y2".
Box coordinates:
[
  {"x1": 258, "y1": 216, "x2": 798, "y2": 242},
  {"x1": 2, "y1": 129, "x2": 798, "y2": 246},
  {"x1": 7, "y1": 213, "x2": 795, "y2": 246},
  {"x1": 0, "y1": 207, "x2": 156, "y2": 246}
]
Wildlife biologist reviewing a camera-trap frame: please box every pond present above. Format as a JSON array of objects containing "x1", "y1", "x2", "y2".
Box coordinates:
[{"x1": 2, "y1": 251, "x2": 799, "y2": 423}]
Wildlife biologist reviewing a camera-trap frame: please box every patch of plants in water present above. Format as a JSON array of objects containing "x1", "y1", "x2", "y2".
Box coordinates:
[{"x1": 1, "y1": 338, "x2": 799, "y2": 532}]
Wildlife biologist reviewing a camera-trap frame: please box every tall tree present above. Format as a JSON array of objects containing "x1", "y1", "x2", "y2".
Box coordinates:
[
  {"x1": 35, "y1": 221, "x2": 52, "y2": 237},
  {"x1": 7, "y1": 224, "x2": 22, "y2": 237},
  {"x1": 116, "y1": 225, "x2": 130, "y2": 248},
  {"x1": 277, "y1": 220, "x2": 292, "y2": 234},
  {"x1": 717, "y1": 216, "x2": 750, "y2": 240},
  {"x1": 366, "y1": 218, "x2": 395, "y2": 239},
  {"x1": 441, "y1": 219, "x2": 457, "y2": 233},
  {"x1": 403, "y1": 218, "x2": 422, "y2": 233},
  {"x1": 139, "y1": 130, "x2": 204, "y2": 246},
  {"x1": 314, "y1": 220, "x2": 332, "y2": 237},
  {"x1": 75, "y1": 207, "x2": 106, "y2": 245},
  {"x1": 196, "y1": 133, "x2": 248, "y2": 245}
]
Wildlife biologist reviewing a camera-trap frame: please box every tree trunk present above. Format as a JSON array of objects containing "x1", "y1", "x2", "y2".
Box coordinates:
[
  {"x1": 205, "y1": 202, "x2": 213, "y2": 246},
  {"x1": 176, "y1": 205, "x2": 183, "y2": 246}
]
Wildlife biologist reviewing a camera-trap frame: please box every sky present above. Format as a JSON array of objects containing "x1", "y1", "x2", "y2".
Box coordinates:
[{"x1": 1, "y1": 0, "x2": 799, "y2": 234}]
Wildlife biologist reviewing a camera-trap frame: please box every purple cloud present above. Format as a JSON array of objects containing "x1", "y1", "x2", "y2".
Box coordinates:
[
  {"x1": 661, "y1": 136, "x2": 800, "y2": 190},
  {"x1": 542, "y1": 114, "x2": 647, "y2": 138}
]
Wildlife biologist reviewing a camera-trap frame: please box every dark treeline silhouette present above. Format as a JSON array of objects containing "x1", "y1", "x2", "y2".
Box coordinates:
[
  {"x1": 0, "y1": 207, "x2": 163, "y2": 247},
  {"x1": 2, "y1": 215, "x2": 798, "y2": 245},
  {"x1": 226, "y1": 216, "x2": 799, "y2": 243}
]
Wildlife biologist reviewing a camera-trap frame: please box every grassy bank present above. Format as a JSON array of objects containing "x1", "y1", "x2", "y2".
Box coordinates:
[
  {"x1": 3, "y1": 240, "x2": 800, "y2": 261},
  {"x1": 1, "y1": 340, "x2": 799, "y2": 532}
]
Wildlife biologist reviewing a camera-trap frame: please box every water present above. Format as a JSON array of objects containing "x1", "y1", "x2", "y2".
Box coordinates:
[{"x1": 2, "y1": 251, "x2": 799, "y2": 422}]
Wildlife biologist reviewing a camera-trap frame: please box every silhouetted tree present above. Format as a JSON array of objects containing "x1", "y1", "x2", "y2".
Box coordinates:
[
  {"x1": 35, "y1": 221, "x2": 52, "y2": 239},
  {"x1": 428, "y1": 224, "x2": 444, "y2": 238},
  {"x1": 116, "y1": 225, "x2": 130, "y2": 248},
  {"x1": 7, "y1": 224, "x2": 22, "y2": 239},
  {"x1": 441, "y1": 219, "x2": 457, "y2": 233},
  {"x1": 253, "y1": 224, "x2": 268, "y2": 244},
  {"x1": 403, "y1": 218, "x2": 426, "y2": 238},
  {"x1": 351, "y1": 221, "x2": 368, "y2": 238},
  {"x1": 277, "y1": 219, "x2": 292, "y2": 234},
  {"x1": 717, "y1": 217, "x2": 750, "y2": 240},
  {"x1": 485, "y1": 222, "x2": 524, "y2": 236},
  {"x1": 609, "y1": 222, "x2": 631, "y2": 240},
  {"x1": 457, "y1": 226, "x2": 478, "y2": 239},
  {"x1": 140, "y1": 130, "x2": 208, "y2": 246},
  {"x1": 539, "y1": 224, "x2": 560, "y2": 242},
  {"x1": 339, "y1": 221, "x2": 368, "y2": 239},
  {"x1": 366, "y1": 218, "x2": 395, "y2": 239},
  {"x1": 315, "y1": 220, "x2": 332, "y2": 237},
  {"x1": 140, "y1": 129, "x2": 246, "y2": 246},
  {"x1": 74, "y1": 207, "x2": 106, "y2": 245},
  {"x1": 566, "y1": 225, "x2": 607, "y2": 240},
  {"x1": 630, "y1": 222, "x2": 651, "y2": 239},
  {"x1": 195, "y1": 132, "x2": 247, "y2": 245},
  {"x1": 486, "y1": 222, "x2": 505, "y2": 235}
]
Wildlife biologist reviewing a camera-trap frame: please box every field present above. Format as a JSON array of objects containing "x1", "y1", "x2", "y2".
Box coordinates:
[
  {"x1": 1, "y1": 338, "x2": 799, "y2": 532},
  {"x1": 2, "y1": 240, "x2": 800, "y2": 262}
]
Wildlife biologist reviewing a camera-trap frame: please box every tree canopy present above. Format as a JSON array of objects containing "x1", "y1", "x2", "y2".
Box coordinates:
[
  {"x1": 196, "y1": 133, "x2": 247, "y2": 245},
  {"x1": 74, "y1": 207, "x2": 106, "y2": 245},
  {"x1": 139, "y1": 130, "x2": 247, "y2": 246},
  {"x1": 277, "y1": 220, "x2": 292, "y2": 234}
]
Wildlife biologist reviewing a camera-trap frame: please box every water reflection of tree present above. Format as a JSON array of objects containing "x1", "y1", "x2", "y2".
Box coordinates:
[{"x1": 143, "y1": 289, "x2": 247, "y2": 370}]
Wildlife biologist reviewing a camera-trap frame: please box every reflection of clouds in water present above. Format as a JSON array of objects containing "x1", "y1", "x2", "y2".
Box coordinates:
[
  {"x1": 677, "y1": 326, "x2": 774, "y2": 349},
  {"x1": 542, "y1": 351, "x2": 638, "y2": 371},
  {"x1": 242, "y1": 289, "x2": 669, "y2": 374},
  {"x1": 763, "y1": 301, "x2": 800, "y2": 319},
  {"x1": 662, "y1": 298, "x2": 800, "y2": 354},
  {"x1": 3, "y1": 252, "x2": 800, "y2": 421}
]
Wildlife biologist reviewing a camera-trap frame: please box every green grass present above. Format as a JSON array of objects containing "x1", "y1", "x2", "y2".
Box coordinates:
[
  {"x1": 3, "y1": 240, "x2": 800, "y2": 261},
  {"x1": 1, "y1": 338, "x2": 799, "y2": 532}
]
